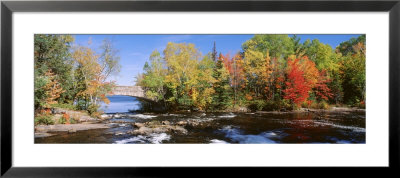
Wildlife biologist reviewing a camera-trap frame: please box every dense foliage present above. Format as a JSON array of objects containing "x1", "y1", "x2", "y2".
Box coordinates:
[
  {"x1": 34, "y1": 34, "x2": 366, "y2": 117},
  {"x1": 138, "y1": 35, "x2": 366, "y2": 111},
  {"x1": 34, "y1": 35, "x2": 121, "y2": 117}
]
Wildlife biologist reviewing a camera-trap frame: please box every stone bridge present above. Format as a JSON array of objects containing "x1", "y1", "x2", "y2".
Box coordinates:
[{"x1": 107, "y1": 86, "x2": 146, "y2": 99}]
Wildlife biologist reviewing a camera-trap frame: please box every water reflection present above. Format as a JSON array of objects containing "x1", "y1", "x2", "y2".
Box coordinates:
[{"x1": 100, "y1": 95, "x2": 141, "y2": 113}]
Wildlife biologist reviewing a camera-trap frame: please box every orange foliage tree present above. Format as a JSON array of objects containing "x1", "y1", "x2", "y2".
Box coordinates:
[
  {"x1": 43, "y1": 69, "x2": 65, "y2": 108},
  {"x1": 220, "y1": 53, "x2": 246, "y2": 106}
]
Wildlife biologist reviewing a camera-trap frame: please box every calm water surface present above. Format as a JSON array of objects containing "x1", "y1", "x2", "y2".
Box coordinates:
[{"x1": 35, "y1": 95, "x2": 366, "y2": 144}]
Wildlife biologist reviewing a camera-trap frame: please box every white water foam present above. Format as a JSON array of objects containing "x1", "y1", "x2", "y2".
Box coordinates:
[
  {"x1": 218, "y1": 113, "x2": 236, "y2": 118},
  {"x1": 187, "y1": 117, "x2": 215, "y2": 123},
  {"x1": 313, "y1": 121, "x2": 366, "y2": 132},
  {"x1": 128, "y1": 114, "x2": 157, "y2": 119},
  {"x1": 114, "y1": 136, "x2": 146, "y2": 144},
  {"x1": 149, "y1": 133, "x2": 171, "y2": 144},
  {"x1": 114, "y1": 133, "x2": 171, "y2": 144},
  {"x1": 113, "y1": 114, "x2": 122, "y2": 118},
  {"x1": 219, "y1": 126, "x2": 277, "y2": 144},
  {"x1": 101, "y1": 114, "x2": 111, "y2": 118},
  {"x1": 209, "y1": 139, "x2": 229, "y2": 144}
]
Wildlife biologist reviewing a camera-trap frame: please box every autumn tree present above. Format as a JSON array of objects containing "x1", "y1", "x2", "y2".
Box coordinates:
[
  {"x1": 242, "y1": 34, "x2": 295, "y2": 59},
  {"x1": 242, "y1": 48, "x2": 272, "y2": 99},
  {"x1": 337, "y1": 35, "x2": 366, "y2": 56},
  {"x1": 194, "y1": 54, "x2": 216, "y2": 110},
  {"x1": 283, "y1": 57, "x2": 311, "y2": 107},
  {"x1": 163, "y1": 42, "x2": 201, "y2": 109},
  {"x1": 34, "y1": 35, "x2": 75, "y2": 104},
  {"x1": 241, "y1": 34, "x2": 293, "y2": 105},
  {"x1": 99, "y1": 39, "x2": 121, "y2": 83},
  {"x1": 34, "y1": 69, "x2": 65, "y2": 111},
  {"x1": 314, "y1": 70, "x2": 333, "y2": 102},
  {"x1": 141, "y1": 50, "x2": 167, "y2": 103},
  {"x1": 135, "y1": 34, "x2": 366, "y2": 111},
  {"x1": 72, "y1": 45, "x2": 114, "y2": 114},
  {"x1": 229, "y1": 53, "x2": 246, "y2": 106},
  {"x1": 284, "y1": 56, "x2": 323, "y2": 107},
  {"x1": 339, "y1": 41, "x2": 366, "y2": 106}
]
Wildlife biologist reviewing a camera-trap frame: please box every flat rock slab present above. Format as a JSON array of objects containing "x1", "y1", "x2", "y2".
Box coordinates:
[
  {"x1": 35, "y1": 123, "x2": 110, "y2": 133},
  {"x1": 34, "y1": 132, "x2": 55, "y2": 138}
]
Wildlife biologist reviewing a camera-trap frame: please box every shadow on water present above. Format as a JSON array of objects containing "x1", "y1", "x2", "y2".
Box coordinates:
[{"x1": 35, "y1": 96, "x2": 366, "y2": 144}]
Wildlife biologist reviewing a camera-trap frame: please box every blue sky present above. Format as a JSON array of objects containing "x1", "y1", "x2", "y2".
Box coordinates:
[{"x1": 74, "y1": 34, "x2": 361, "y2": 86}]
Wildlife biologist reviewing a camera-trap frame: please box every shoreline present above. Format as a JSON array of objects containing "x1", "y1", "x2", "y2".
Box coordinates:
[
  {"x1": 35, "y1": 123, "x2": 109, "y2": 138},
  {"x1": 34, "y1": 106, "x2": 365, "y2": 139},
  {"x1": 132, "y1": 106, "x2": 365, "y2": 114}
]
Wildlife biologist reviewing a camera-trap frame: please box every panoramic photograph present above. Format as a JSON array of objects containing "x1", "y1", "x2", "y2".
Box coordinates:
[{"x1": 34, "y1": 34, "x2": 366, "y2": 144}]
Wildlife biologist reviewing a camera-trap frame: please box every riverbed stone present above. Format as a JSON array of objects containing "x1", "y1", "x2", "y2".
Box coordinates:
[
  {"x1": 35, "y1": 126, "x2": 48, "y2": 133},
  {"x1": 134, "y1": 126, "x2": 154, "y2": 134},
  {"x1": 130, "y1": 121, "x2": 188, "y2": 135},
  {"x1": 115, "y1": 132, "x2": 124, "y2": 135},
  {"x1": 170, "y1": 126, "x2": 188, "y2": 134},
  {"x1": 34, "y1": 132, "x2": 55, "y2": 138},
  {"x1": 68, "y1": 129, "x2": 76, "y2": 133},
  {"x1": 35, "y1": 124, "x2": 109, "y2": 133},
  {"x1": 177, "y1": 121, "x2": 188, "y2": 126},
  {"x1": 133, "y1": 122, "x2": 145, "y2": 128}
]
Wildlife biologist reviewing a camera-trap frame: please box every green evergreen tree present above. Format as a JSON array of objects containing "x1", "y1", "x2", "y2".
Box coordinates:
[
  {"x1": 212, "y1": 54, "x2": 233, "y2": 110},
  {"x1": 34, "y1": 35, "x2": 75, "y2": 106}
]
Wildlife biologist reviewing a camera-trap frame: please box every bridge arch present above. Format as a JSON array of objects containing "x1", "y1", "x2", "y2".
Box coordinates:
[{"x1": 107, "y1": 86, "x2": 147, "y2": 99}]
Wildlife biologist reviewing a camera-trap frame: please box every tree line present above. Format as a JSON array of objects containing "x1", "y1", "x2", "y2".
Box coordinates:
[
  {"x1": 34, "y1": 35, "x2": 121, "y2": 121},
  {"x1": 137, "y1": 34, "x2": 366, "y2": 111}
]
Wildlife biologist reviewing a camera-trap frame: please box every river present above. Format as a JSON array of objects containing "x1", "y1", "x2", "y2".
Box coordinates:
[{"x1": 35, "y1": 95, "x2": 366, "y2": 144}]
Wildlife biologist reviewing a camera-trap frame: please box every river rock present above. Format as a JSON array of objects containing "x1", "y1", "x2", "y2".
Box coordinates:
[
  {"x1": 133, "y1": 126, "x2": 154, "y2": 134},
  {"x1": 162, "y1": 121, "x2": 171, "y2": 125},
  {"x1": 238, "y1": 107, "x2": 248, "y2": 112},
  {"x1": 52, "y1": 108, "x2": 69, "y2": 114},
  {"x1": 68, "y1": 128, "x2": 76, "y2": 133},
  {"x1": 35, "y1": 124, "x2": 109, "y2": 133},
  {"x1": 115, "y1": 132, "x2": 124, "y2": 135},
  {"x1": 78, "y1": 115, "x2": 97, "y2": 122},
  {"x1": 34, "y1": 132, "x2": 55, "y2": 138},
  {"x1": 169, "y1": 126, "x2": 188, "y2": 134},
  {"x1": 177, "y1": 121, "x2": 188, "y2": 126},
  {"x1": 188, "y1": 120, "x2": 200, "y2": 126},
  {"x1": 35, "y1": 126, "x2": 48, "y2": 133},
  {"x1": 130, "y1": 122, "x2": 188, "y2": 135},
  {"x1": 133, "y1": 122, "x2": 145, "y2": 128}
]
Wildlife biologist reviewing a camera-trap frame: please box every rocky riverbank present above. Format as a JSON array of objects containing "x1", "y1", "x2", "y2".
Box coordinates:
[
  {"x1": 35, "y1": 106, "x2": 365, "y2": 140},
  {"x1": 35, "y1": 123, "x2": 110, "y2": 138},
  {"x1": 34, "y1": 107, "x2": 108, "y2": 138}
]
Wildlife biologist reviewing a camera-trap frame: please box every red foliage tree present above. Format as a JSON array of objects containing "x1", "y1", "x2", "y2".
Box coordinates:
[
  {"x1": 283, "y1": 58, "x2": 311, "y2": 106},
  {"x1": 314, "y1": 70, "x2": 333, "y2": 101},
  {"x1": 219, "y1": 53, "x2": 246, "y2": 89}
]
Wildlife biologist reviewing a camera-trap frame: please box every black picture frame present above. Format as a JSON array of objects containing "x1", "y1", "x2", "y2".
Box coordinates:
[{"x1": 1, "y1": 0, "x2": 399, "y2": 177}]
